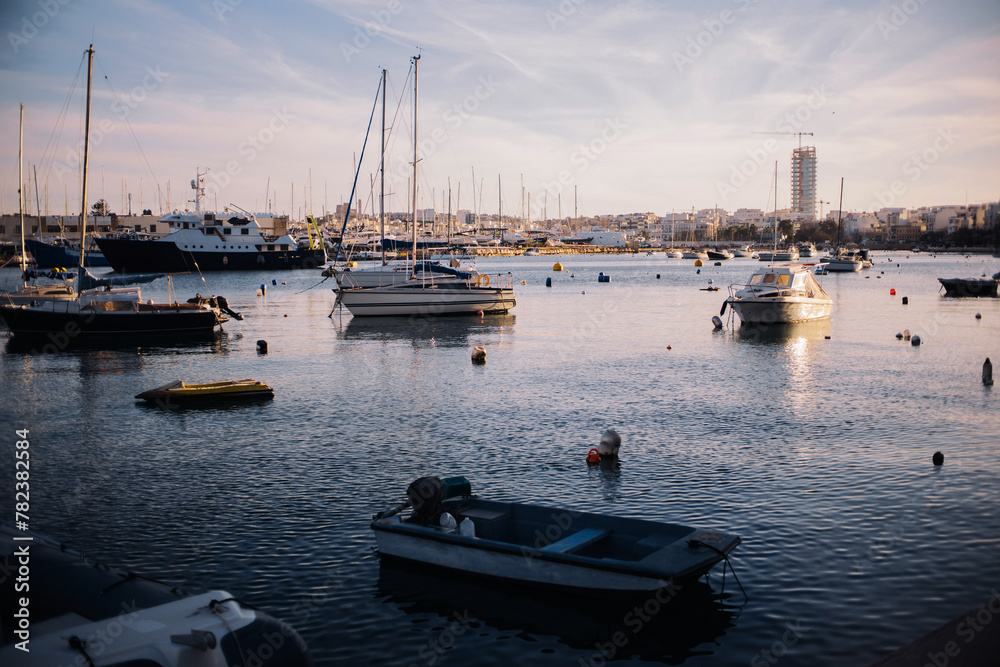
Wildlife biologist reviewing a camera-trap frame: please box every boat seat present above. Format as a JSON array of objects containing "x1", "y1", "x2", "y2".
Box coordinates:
[{"x1": 540, "y1": 528, "x2": 609, "y2": 554}]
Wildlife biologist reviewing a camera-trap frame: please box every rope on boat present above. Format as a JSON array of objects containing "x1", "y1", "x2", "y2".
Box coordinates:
[
  {"x1": 689, "y1": 538, "x2": 748, "y2": 606},
  {"x1": 209, "y1": 598, "x2": 251, "y2": 667},
  {"x1": 296, "y1": 274, "x2": 330, "y2": 295},
  {"x1": 68, "y1": 635, "x2": 96, "y2": 667}
]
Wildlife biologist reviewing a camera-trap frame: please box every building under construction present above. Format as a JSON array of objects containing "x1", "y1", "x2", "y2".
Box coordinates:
[{"x1": 791, "y1": 146, "x2": 817, "y2": 220}]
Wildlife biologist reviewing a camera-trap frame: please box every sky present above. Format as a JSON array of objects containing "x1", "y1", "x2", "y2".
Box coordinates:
[{"x1": 0, "y1": 0, "x2": 998, "y2": 222}]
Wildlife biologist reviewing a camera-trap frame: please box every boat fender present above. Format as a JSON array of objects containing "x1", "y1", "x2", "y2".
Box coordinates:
[
  {"x1": 720, "y1": 301, "x2": 728, "y2": 316},
  {"x1": 712, "y1": 315, "x2": 723, "y2": 329},
  {"x1": 586, "y1": 448, "x2": 601, "y2": 465},
  {"x1": 459, "y1": 518, "x2": 476, "y2": 537}
]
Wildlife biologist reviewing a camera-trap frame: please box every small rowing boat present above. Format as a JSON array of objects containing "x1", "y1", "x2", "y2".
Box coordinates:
[
  {"x1": 371, "y1": 476, "x2": 741, "y2": 595},
  {"x1": 136, "y1": 378, "x2": 274, "y2": 403}
]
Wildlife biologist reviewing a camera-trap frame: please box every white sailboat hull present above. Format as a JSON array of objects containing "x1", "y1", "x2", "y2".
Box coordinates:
[{"x1": 339, "y1": 285, "x2": 516, "y2": 316}]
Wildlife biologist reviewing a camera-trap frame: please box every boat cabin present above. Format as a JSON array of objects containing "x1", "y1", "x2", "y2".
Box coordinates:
[{"x1": 738, "y1": 265, "x2": 829, "y2": 300}]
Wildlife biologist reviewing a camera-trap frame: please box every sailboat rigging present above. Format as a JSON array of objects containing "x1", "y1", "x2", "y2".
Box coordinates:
[
  {"x1": 0, "y1": 45, "x2": 228, "y2": 340},
  {"x1": 337, "y1": 55, "x2": 516, "y2": 317}
]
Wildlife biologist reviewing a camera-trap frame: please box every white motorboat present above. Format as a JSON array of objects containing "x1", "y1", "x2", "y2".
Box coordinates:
[
  {"x1": 722, "y1": 264, "x2": 833, "y2": 324},
  {"x1": 820, "y1": 251, "x2": 863, "y2": 272},
  {"x1": 0, "y1": 522, "x2": 311, "y2": 666},
  {"x1": 372, "y1": 476, "x2": 741, "y2": 594},
  {"x1": 759, "y1": 247, "x2": 799, "y2": 262},
  {"x1": 797, "y1": 243, "x2": 818, "y2": 258},
  {"x1": 706, "y1": 248, "x2": 734, "y2": 260},
  {"x1": 682, "y1": 250, "x2": 708, "y2": 260}
]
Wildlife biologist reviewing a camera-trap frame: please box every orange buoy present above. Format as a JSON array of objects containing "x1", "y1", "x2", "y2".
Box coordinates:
[
  {"x1": 890, "y1": 289, "x2": 896, "y2": 295},
  {"x1": 586, "y1": 448, "x2": 601, "y2": 465}
]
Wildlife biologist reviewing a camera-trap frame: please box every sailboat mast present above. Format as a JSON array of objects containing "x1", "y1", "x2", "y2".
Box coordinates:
[
  {"x1": 836, "y1": 177, "x2": 844, "y2": 246},
  {"x1": 410, "y1": 54, "x2": 419, "y2": 278},
  {"x1": 380, "y1": 67, "x2": 386, "y2": 265},
  {"x1": 18, "y1": 104, "x2": 25, "y2": 277},
  {"x1": 78, "y1": 44, "x2": 94, "y2": 283}
]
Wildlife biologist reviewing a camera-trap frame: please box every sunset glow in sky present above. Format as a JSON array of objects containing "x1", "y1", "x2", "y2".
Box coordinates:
[{"x1": 1, "y1": 0, "x2": 998, "y2": 221}]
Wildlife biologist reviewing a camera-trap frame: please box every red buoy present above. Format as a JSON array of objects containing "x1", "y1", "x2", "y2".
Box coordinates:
[
  {"x1": 586, "y1": 448, "x2": 601, "y2": 465},
  {"x1": 890, "y1": 289, "x2": 896, "y2": 295}
]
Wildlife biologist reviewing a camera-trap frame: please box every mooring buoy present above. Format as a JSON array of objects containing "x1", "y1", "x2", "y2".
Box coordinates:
[
  {"x1": 932, "y1": 451, "x2": 944, "y2": 466},
  {"x1": 256, "y1": 340, "x2": 268, "y2": 354},
  {"x1": 911, "y1": 334, "x2": 921, "y2": 346},
  {"x1": 984, "y1": 358, "x2": 994, "y2": 386},
  {"x1": 471, "y1": 346, "x2": 486, "y2": 364},
  {"x1": 902, "y1": 296, "x2": 908, "y2": 305},
  {"x1": 712, "y1": 315, "x2": 723, "y2": 329}
]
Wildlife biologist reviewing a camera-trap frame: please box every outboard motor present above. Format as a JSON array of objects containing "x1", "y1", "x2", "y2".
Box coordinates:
[
  {"x1": 406, "y1": 476, "x2": 445, "y2": 525},
  {"x1": 215, "y1": 295, "x2": 244, "y2": 321}
]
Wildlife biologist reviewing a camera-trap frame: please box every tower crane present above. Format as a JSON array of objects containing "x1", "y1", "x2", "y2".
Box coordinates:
[{"x1": 752, "y1": 131, "x2": 814, "y2": 149}]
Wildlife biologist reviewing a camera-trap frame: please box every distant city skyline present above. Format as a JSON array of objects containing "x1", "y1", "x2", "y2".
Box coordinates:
[{"x1": 1, "y1": 1, "x2": 997, "y2": 220}]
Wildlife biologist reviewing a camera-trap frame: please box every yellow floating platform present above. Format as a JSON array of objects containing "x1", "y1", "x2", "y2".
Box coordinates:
[{"x1": 135, "y1": 379, "x2": 274, "y2": 403}]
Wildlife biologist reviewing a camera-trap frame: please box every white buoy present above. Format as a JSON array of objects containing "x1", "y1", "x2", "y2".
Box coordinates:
[{"x1": 597, "y1": 429, "x2": 621, "y2": 458}]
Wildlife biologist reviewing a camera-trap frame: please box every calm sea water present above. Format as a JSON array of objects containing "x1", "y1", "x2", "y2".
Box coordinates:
[{"x1": 1, "y1": 252, "x2": 998, "y2": 666}]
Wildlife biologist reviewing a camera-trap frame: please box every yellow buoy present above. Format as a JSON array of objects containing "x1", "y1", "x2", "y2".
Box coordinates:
[
  {"x1": 553, "y1": 262, "x2": 563, "y2": 271},
  {"x1": 694, "y1": 259, "x2": 703, "y2": 267}
]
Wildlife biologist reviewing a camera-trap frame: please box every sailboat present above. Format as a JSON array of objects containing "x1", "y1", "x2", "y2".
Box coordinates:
[
  {"x1": 0, "y1": 45, "x2": 225, "y2": 340},
  {"x1": 1, "y1": 104, "x2": 77, "y2": 305},
  {"x1": 338, "y1": 55, "x2": 515, "y2": 317},
  {"x1": 819, "y1": 178, "x2": 863, "y2": 272},
  {"x1": 722, "y1": 162, "x2": 832, "y2": 324},
  {"x1": 329, "y1": 69, "x2": 480, "y2": 289}
]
